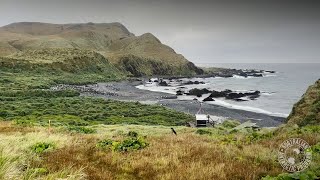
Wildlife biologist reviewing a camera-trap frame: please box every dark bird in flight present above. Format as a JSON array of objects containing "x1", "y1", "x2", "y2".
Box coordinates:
[{"x1": 171, "y1": 128, "x2": 177, "y2": 135}]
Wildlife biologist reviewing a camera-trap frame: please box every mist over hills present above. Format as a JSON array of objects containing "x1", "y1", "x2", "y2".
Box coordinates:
[{"x1": 0, "y1": 22, "x2": 203, "y2": 76}]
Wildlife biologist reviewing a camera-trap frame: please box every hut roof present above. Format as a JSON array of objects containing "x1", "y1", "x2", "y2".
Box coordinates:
[{"x1": 196, "y1": 114, "x2": 208, "y2": 120}]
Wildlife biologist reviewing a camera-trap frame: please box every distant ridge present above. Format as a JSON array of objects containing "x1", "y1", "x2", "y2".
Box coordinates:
[{"x1": 0, "y1": 22, "x2": 203, "y2": 76}]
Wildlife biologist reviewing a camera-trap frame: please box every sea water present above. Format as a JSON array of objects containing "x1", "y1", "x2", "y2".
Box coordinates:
[{"x1": 137, "y1": 63, "x2": 320, "y2": 118}]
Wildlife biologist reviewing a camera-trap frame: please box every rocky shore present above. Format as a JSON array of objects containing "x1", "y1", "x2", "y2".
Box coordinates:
[
  {"x1": 51, "y1": 80, "x2": 285, "y2": 127},
  {"x1": 177, "y1": 88, "x2": 261, "y2": 102},
  {"x1": 137, "y1": 67, "x2": 276, "y2": 80}
]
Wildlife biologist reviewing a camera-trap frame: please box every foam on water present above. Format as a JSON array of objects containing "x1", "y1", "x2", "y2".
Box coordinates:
[
  {"x1": 232, "y1": 75, "x2": 253, "y2": 79},
  {"x1": 136, "y1": 63, "x2": 320, "y2": 118},
  {"x1": 136, "y1": 84, "x2": 177, "y2": 95},
  {"x1": 206, "y1": 99, "x2": 289, "y2": 118},
  {"x1": 137, "y1": 83, "x2": 287, "y2": 117}
]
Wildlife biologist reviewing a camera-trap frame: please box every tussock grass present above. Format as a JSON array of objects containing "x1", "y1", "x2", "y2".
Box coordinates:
[
  {"x1": 0, "y1": 122, "x2": 319, "y2": 180},
  {"x1": 0, "y1": 121, "x2": 78, "y2": 179}
]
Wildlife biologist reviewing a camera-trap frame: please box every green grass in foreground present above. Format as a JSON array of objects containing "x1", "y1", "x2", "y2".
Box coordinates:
[{"x1": 0, "y1": 122, "x2": 319, "y2": 179}]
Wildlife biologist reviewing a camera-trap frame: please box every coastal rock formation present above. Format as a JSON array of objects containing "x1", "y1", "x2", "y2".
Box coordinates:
[
  {"x1": 209, "y1": 90, "x2": 232, "y2": 98},
  {"x1": 183, "y1": 88, "x2": 261, "y2": 101},
  {"x1": 183, "y1": 80, "x2": 205, "y2": 85},
  {"x1": 203, "y1": 97, "x2": 215, "y2": 101},
  {"x1": 226, "y1": 91, "x2": 260, "y2": 100},
  {"x1": 158, "y1": 80, "x2": 168, "y2": 86},
  {"x1": 187, "y1": 88, "x2": 211, "y2": 97},
  {"x1": 176, "y1": 90, "x2": 184, "y2": 96},
  {"x1": 201, "y1": 67, "x2": 269, "y2": 78},
  {"x1": 265, "y1": 70, "x2": 275, "y2": 73}
]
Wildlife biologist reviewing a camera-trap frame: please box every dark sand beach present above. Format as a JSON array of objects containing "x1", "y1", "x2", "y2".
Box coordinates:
[{"x1": 52, "y1": 80, "x2": 285, "y2": 127}]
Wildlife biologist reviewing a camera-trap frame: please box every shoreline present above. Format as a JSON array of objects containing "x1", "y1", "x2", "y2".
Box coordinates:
[{"x1": 53, "y1": 80, "x2": 285, "y2": 127}]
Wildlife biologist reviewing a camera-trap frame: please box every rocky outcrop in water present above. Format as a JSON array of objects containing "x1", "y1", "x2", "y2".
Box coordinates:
[
  {"x1": 183, "y1": 80, "x2": 205, "y2": 85},
  {"x1": 185, "y1": 88, "x2": 211, "y2": 97},
  {"x1": 177, "y1": 88, "x2": 261, "y2": 102},
  {"x1": 201, "y1": 67, "x2": 272, "y2": 78},
  {"x1": 209, "y1": 90, "x2": 232, "y2": 98},
  {"x1": 225, "y1": 91, "x2": 260, "y2": 100},
  {"x1": 158, "y1": 80, "x2": 169, "y2": 86},
  {"x1": 203, "y1": 96, "x2": 215, "y2": 101}
]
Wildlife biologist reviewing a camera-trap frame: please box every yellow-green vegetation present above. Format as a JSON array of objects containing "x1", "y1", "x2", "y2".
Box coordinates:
[
  {"x1": 0, "y1": 122, "x2": 319, "y2": 180},
  {"x1": 114, "y1": 54, "x2": 202, "y2": 77},
  {"x1": 0, "y1": 49, "x2": 193, "y2": 127},
  {"x1": 287, "y1": 79, "x2": 320, "y2": 126},
  {"x1": 0, "y1": 48, "x2": 123, "y2": 87},
  {"x1": 0, "y1": 22, "x2": 203, "y2": 76},
  {"x1": 96, "y1": 131, "x2": 149, "y2": 152},
  {"x1": 4, "y1": 97, "x2": 193, "y2": 126},
  {"x1": 4, "y1": 48, "x2": 122, "y2": 77}
]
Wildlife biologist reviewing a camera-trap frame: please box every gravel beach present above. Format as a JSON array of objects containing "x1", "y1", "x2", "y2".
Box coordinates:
[{"x1": 53, "y1": 80, "x2": 285, "y2": 127}]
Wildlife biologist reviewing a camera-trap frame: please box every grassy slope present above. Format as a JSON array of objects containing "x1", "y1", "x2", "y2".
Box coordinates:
[
  {"x1": 0, "y1": 48, "x2": 123, "y2": 86},
  {"x1": 0, "y1": 22, "x2": 203, "y2": 76},
  {"x1": 0, "y1": 122, "x2": 319, "y2": 179},
  {"x1": 0, "y1": 49, "x2": 193, "y2": 126},
  {"x1": 0, "y1": 61, "x2": 319, "y2": 179},
  {"x1": 287, "y1": 79, "x2": 320, "y2": 126},
  {"x1": 113, "y1": 54, "x2": 202, "y2": 77}
]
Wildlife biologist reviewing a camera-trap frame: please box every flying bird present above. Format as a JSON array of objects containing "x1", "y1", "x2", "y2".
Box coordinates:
[{"x1": 171, "y1": 128, "x2": 177, "y2": 135}]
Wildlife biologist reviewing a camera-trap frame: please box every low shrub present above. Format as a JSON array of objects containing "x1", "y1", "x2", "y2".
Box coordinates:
[
  {"x1": 1, "y1": 97, "x2": 193, "y2": 126},
  {"x1": 67, "y1": 126, "x2": 96, "y2": 134},
  {"x1": 195, "y1": 129, "x2": 212, "y2": 135},
  {"x1": 112, "y1": 137, "x2": 148, "y2": 152},
  {"x1": 127, "y1": 131, "x2": 138, "y2": 138},
  {"x1": 97, "y1": 132, "x2": 148, "y2": 152},
  {"x1": 312, "y1": 142, "x2": 320, "y2": 153},
  {"x1": 246, "y1": 131, "x2": 274, "y2": 142},
  {"x1": 14, "y1": 119, "x2": 35, "y2": 126},
  {"x1": 96, "y1": 139, "x2": 114, "y2": 149},
  {"x1": 30, "y1": 142, "x2": 55, "y2": 154},
  {"x1": 222, "y1": 120, "x2": 241, "y2": 129}
]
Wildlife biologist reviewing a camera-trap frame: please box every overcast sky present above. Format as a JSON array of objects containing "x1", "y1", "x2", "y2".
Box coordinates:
[{"x1": 1, "y1": 0, "x2": 320, "y2": 63}]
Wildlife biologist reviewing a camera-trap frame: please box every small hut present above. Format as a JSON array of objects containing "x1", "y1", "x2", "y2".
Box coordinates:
[
  {"x1": 194, "y1": 102, "x2": 225, "y2": 127},
  {"x1": 195, "y1": 102, "x2": 211, "y2": 127},
  {"x1": 195, "y1": 114, "x2": 210, "y2": 127}
]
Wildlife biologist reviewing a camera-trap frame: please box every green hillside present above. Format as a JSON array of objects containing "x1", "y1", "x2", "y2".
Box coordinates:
[
  {"x1": 287, "y1": 79, "x2": 320, "y2": 126},
  {"x1": 0, "y1": 22, "x2": 203, "y2": 76},
  {"x1": 7, "y1": 48, "x2": 120, "y2": 74},
  {"x1": 115, "y1": 54, "x2": 202, "y2": 77},
  {"x1": 0, "y1": 48, "x2": 124, "y2": 89},
  {"x1": 0, "y1": 48, "x2": 193, "y2": 127}
]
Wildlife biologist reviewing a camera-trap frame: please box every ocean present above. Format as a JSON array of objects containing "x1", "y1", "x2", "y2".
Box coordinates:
[{"x1": 137, "y1": 63, "x2": 320, "y2": 118}]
